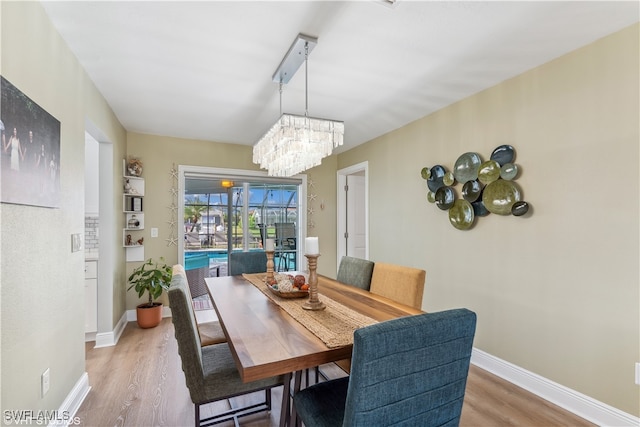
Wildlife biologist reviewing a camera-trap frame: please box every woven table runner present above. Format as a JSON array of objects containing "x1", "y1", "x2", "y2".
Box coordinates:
[{"x1": 243, "y1": 273, "x2": 378, "y2": 348}]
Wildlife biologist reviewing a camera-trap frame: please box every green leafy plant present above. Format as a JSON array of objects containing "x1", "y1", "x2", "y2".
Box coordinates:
[{"x1": 127, "y1": 258, "x2": 172, "y2": 307}]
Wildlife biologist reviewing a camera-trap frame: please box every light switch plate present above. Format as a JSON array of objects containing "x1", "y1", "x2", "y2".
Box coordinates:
[
  {"x1": 151, "y1": 228, "x2": 158, "y2": 238},
  {"x1": 42, "y1": 368, "x2": 50, "y2": 396},
  {"x1": 71, "y1": 233, "x2": 82, "y2": 252}
]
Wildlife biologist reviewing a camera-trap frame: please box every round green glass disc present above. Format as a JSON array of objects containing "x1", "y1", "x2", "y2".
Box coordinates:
[
  {"x1": 448, "y1": 199, "x2": 474, "y2": 230},
  {"x1": 478, "y1": 160, "x2": 501, "y2": 185},
  {"x1": 443, "y1": 171, "x2": 455, "y2": 186},
  {"x1": 434, "y1": 186, "x2": 455, "y2": 210},
  {"x1": 482, "y1": 179, "x2": 521, "y2": 215},
  {"x1": 421, "y1": 167, "x2": 431, "y2": 180},
  {"x1": 453, "y1": 152, "x2": 482, "y2": 183},
  {"x1": 500, "y1": 163, "x2": 518, "y2": 181},
  {"x1": 426, "y1": 191, "x2": 436, "y2": 203}
]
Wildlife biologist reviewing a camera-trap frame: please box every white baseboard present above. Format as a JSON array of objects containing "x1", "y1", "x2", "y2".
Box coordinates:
[
  {"x1": 84, "y1": 332, "x2": 96, "y2": 342},
  {"x1": 49, "y1": 372, "x2": 90, "y2": 427},
  {"x1": 471, "y1": 348, "x2": 639, "y2": 427},
  {"x1": 94, "y1": 312, "x2": 128, "y2": 348}
]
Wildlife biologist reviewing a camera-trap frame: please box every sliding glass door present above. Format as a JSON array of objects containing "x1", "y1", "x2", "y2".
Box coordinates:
[{"x1": 179, "y1": 166, "x2": 306, "y2": 277}]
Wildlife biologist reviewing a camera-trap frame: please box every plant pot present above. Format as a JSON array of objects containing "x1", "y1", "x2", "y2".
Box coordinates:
[{"x1": 136, "y1": 302, "x2": 163, "y2": 329}]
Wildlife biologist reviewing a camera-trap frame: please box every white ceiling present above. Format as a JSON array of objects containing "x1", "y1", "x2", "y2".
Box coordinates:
[{"x1": 41, "y1": 1, "x2": 638, "y2": 154}]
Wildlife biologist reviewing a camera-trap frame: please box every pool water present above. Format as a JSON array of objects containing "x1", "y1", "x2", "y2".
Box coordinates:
[
  {"x1": 185, "y1": 248, "x2": 265, "y2": 263},
  {"x1": 184, "y1": 249, "x2": 296, "y2": 271}
]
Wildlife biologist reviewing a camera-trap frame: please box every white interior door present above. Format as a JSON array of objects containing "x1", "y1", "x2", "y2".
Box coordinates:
[
  {"x1": 337, "y1": 162, "x2": 369, "y2": 268},
  {"x1": 346, "y1": 174, "x2": 366, "y2": 258}
]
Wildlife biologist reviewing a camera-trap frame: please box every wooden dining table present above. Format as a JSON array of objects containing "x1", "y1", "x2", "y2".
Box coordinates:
[{"x1": 205, "y1": 273, "x2": 423, "y2": 426}]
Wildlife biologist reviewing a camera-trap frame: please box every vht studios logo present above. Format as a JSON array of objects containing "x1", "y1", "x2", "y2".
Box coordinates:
[{"x1": 4, "y1": 410, "x2": 80, "y2": 425}]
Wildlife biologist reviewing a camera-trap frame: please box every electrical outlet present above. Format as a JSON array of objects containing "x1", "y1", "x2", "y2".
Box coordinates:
[
  {"x1": 635, "y1": 363, "x2": 640, "y2": 385},
  {"x1": 41, "y1": 368, "x2": 50, "y2": 396}
]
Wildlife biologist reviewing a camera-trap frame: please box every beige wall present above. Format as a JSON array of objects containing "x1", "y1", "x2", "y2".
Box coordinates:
[
  {"x1": 338, "y1": 24, "x2": 639, "y2": 416},
  {"x1": 124, "y1": 133, "x2": 339, "y2": 309},
  {"x1": 1, "y1": 1, "x2": 126, "y2": 415},
  {"x1": 2, "y1": 0, "x2": 636, "y2": 419}
]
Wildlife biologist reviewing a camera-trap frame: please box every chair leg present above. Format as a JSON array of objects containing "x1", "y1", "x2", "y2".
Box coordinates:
[
  {"x1": 266, "y1": 388, "x2": 272, "y2": 410},
  {"x1": 195, "y1": 403, "x2": 200, "y2": 427}
]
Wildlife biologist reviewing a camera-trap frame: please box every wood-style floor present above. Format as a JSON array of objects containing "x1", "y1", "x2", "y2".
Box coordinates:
[{"x1": 77, "y1": 317, "x2": 595, "y2": 427}]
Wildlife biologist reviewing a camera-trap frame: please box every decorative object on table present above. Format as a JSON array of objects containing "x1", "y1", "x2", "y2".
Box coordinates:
[
  {"x1": 421, "y1": 145, "x2": 530, "y2": 230},
  {"x1": 253, "y1": 34, "x2": 344, "y2": 177},
  {"x1": 127, "y1": 157, "x2": 143, "y2": 177},
  {"x1": 267, "y1": 273, "x2": 309, "y2": 299},
  {"x1": 265, "y1": 238, "x2": 275, "y2": 284},
  {"x1": 303, "y1": 237, "x2": 325, "y2": 311},
  {"x1": 1, "y1": 76, "x2": 61, "y2": 208},
  {"x1": 127, "y1": 257, "x2": 172, "y2": 329}
]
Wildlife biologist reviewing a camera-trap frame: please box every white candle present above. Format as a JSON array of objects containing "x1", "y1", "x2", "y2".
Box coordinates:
[
  {"x1": 305, "y1": 237, "x2": 319, "y2": 255},
  {"x1": 265, "y1": 238, "x2": 275, "y2": 251}
]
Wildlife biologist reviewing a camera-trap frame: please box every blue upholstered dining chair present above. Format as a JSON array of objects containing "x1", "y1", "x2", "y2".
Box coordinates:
[
  {"x1": 168, "y1": 267, "x2": 284, "y2": 426},
  {"x1": 294, "y1": 308, "x2": 477, "y2": 427},
  {"x1": 336, "y1": 256, "x2": 375, "y2": 290},
  {"x1": 328, "y1": 256, "x2": 376, "y2": 375},
  {"x1": 228, "y1": 251, "x2": 267, "y2": 276}
]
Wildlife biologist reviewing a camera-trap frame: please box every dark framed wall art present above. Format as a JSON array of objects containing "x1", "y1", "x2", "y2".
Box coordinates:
[{"x1": 1, "y1": 76, "x2": 61, "y2": 208}]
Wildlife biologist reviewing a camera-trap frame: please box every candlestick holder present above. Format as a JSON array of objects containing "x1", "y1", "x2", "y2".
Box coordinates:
[
  {"x1": 266, "y1": 250, "x2": 275, "y2": 283},
  {"x1": 303, "y1": 254, "x2": 326, "y2": 311}
]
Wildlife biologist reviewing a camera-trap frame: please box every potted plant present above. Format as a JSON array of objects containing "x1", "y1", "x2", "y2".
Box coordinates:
[{"x1": 127, "y1": 257, "x2": 172, "y2": 328}]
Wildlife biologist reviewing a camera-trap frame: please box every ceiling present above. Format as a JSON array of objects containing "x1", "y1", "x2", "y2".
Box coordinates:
[{"x1": 42, "y1": 1, "x2": 638, "y2": 154}]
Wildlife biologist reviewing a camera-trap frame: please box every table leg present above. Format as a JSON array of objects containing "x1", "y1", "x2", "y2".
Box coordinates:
[
  {"x1": 279, "y1": 372, "x2": 292, "y2": 427},
  {"x1": 290, "y1": 370, "x2": 303, "y2": 427}
]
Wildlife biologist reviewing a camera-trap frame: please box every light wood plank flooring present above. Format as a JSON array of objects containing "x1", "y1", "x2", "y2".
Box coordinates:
[{"x1": 77, "y1": 317, "x2": 595, "y2": 426}]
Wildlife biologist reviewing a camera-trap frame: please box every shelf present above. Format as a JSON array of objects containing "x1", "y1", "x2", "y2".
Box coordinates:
[
  {"x1": 123, "y1": 195, "x2": 143, "y2": 212},
  {"x1": 123, "y1": 159, "x2": 145, "y2": 262},
  {"x1": 125, "y1": 245, "x2": 144, "y2": 262}
]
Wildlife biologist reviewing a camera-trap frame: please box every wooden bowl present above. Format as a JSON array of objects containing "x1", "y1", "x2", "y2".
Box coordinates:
[{"x1": 267, "y1": 285, "x2": 309, "y2": 299}]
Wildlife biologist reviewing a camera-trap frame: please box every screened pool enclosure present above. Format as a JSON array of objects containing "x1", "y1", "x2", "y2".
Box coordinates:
[{"x1": 182, "y1": 172, "x2": 305, "y2": 278}]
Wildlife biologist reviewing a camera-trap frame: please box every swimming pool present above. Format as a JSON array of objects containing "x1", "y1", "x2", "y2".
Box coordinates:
[
  {"x1": 184, "y1": 248, "x2": 296, "y2": 271},
  {"x1": 184, "y1": 248, "x2": 265, "y2": 263}
]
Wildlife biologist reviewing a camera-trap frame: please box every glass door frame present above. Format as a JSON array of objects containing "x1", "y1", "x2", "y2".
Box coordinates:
[{"x1": 178, "y1": 165, "x2": 308, "y2": 272}]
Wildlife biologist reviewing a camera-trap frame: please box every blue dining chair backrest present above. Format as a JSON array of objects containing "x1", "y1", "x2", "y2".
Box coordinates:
[
  {"x1": 229, "y1": 251, "x2": 267, "y2": 276},
  {"x1": 336, "y1": 256, "x2": 375, "y2": 291},
  {"x1": 294, "y1": 308, "x2": 477, "y2": 427}
]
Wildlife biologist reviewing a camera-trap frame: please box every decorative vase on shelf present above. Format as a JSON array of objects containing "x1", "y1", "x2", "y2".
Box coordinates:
[
  {"x1": 128, "y1": 215, "x2": 140, "y2": 229},
  {"x1": 127, "y1": 157, "x2": 143, "y2": 177}
]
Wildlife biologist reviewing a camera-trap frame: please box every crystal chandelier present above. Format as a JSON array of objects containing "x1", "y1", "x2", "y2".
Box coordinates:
[{"x1": 253, "y1": 34, "x2": 344, "y2": 177}]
